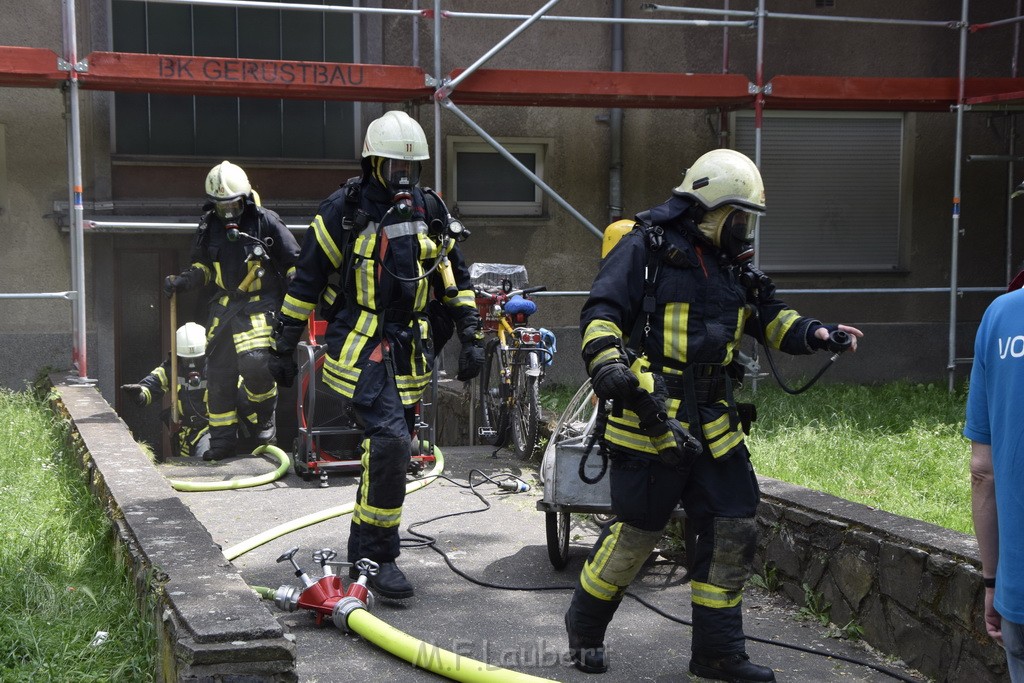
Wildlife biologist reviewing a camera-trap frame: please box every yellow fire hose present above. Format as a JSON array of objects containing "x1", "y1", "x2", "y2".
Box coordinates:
[
  {"x1": 223, "y1": 446, "x2": 445, "y2": 561},
  {"x1": 166, "y1": 444, "x2": 290, "y2": 493},
  {"x1": 222, "y1": 448, "x2": 557, "y2": 682},
  {"x1": 343, "y1": 608, "x2": 555, "y2": 683}
]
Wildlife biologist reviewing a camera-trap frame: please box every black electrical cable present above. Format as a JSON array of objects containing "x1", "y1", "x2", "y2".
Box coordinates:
[{"x1": 400, "y1": 471, "x2": 922, "y2": 683}]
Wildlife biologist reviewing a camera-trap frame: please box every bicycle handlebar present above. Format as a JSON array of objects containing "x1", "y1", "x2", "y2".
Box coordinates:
[{"x1": 475, "y1": 285, "x2": 547, "y2": 301}]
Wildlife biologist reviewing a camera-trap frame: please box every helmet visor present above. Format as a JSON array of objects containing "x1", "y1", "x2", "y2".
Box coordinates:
[
  {"x1": 214, "y1": 197, "x2": 245, "y2": 221},
  {"x1": 724, "y1": 210, "x2": 756, "y2": 243},
  {"x1": 373, "y1": 157, "x2": 420, "y2": 191}
]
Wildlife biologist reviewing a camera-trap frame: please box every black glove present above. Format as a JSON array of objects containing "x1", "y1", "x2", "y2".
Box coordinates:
[
  {"x1": 268, "y1": 318, "x2": 305, "y2": 388},
  {"x1": 590, "y1": 361, "x2": 640, "y2": 403},
  {"x1": 456, "y1": 340, "x2": 485, "y2": 381},
  {"x1": 271, "y1": 317, "x2": 305, "y2": 356},
  {"x1": 163, "y1": 274, "x2": 190, "y2": 299},
  {"x1": 268, "y1": 351, "x2": 298, "y2": 388},
  {"x1": 120, "y1": 383, "x2": 148, "y2": 407},
  {"x1": 642, "y1": 416, "x2": 703, "y2": 470},
  {"x1": 633, "y1": 378, "x2": 703, "y2": 469}
]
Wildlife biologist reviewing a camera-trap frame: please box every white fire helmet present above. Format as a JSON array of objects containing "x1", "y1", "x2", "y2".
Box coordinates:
[
  {"x1": 673, "y1": 148, "x2": 766, "y2": 214},
  {"x1": 205, "y1": 161, "x2": 251, "y2": 220},
  {"x1": 176, "y1": 323, "x2": 207, "y2": 359},
  {"x1": 361, "y1": 111, "x2": 430, "y2": 161}
]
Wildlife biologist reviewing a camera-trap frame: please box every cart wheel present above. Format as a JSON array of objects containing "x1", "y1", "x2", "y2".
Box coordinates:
[{"x1": 545, "y1": 510, "x2": 570, "y2": 570}]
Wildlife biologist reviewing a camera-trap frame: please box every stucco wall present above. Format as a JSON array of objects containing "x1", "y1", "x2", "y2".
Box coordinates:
[{"x1": 2, "y1": 1, "x2": 1024, "y2": 396}]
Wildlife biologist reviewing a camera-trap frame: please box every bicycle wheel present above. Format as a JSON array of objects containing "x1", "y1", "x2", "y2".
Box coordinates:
[
  {"x1": 510, "y1": 352, "x2": 540, "y2": 459},
  {"x1": 545, "y1": 510, "x2": 571, "y2": 570},
  {"x1": 479, "y1": 338, "x2": 510, "y2": 446}
]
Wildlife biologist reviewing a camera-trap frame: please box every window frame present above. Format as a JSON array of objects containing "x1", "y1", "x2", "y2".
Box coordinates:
[
  {"x1": 109, "y1": 0, "x2": 361, "y2": 162},
  {"x1": 446, "y1": 137, "x2": 550, "y2": 217}
]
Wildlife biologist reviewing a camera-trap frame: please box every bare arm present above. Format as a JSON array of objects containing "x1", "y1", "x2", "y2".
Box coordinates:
[{"x1": 970, "y1": 440, "x2": 1001, "y2": 642}]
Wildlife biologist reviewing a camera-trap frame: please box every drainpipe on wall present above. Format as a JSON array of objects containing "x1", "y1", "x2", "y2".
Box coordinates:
[{"x1": 609, "y1": 0, "x2": 624, "y2": 224}]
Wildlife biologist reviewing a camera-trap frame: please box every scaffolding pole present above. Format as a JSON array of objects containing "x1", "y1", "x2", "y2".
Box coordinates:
[
  {"x1": 440, "y1": 99, "x2": 601, "y2": 238},
  {"x1": 62, "y1": 0, "x2": 91, "y2": 383},
  {"x1": 948, "y1": 0, "x2": 970, "y2": 392}
]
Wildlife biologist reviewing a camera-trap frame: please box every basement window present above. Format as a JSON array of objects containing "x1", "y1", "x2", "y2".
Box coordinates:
[
  {"x1": 110, "y1": 0, "x2": 358, "y2": 160},
  {"x1": 447, "y1": 138, "x2": 548, "y2": 217},
  {"x1": 732, "y1": 111, "x2": 904, "y2": 272}
]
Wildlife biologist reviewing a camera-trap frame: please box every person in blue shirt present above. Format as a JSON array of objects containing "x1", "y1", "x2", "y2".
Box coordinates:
[{"x1": 965, "y1": 277, "x2": 1024, "y2": 682}]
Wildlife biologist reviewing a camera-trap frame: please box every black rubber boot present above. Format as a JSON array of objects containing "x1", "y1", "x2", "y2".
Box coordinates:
[
  {"x1": 354, "y1": 562, "x2": 414, "y2": 600},
  {"x1": 688, "y1": 652, "x2": 776, "y2": 682},
  {"x1": 202, "y1": 444, "x2": 236, "y2": 461},
  {"x1": 253, "y1": 415, "x2": 276, "y2": 445},
  {"x1": 564, "y1": 611, "x2": 608, "y2": 673}
]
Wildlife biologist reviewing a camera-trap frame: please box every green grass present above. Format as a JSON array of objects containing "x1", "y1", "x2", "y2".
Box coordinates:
[
  {"x1": 0, "y1": 389, "x2": 155, "y2": 682},
  {"x1": 742, "y1": 381, "x2": 971, "y2": 534}
]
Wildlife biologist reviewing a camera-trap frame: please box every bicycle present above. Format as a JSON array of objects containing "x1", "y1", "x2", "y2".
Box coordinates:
[{"x1": 474, "y1": 282, "x2": 551, "y2": 459}]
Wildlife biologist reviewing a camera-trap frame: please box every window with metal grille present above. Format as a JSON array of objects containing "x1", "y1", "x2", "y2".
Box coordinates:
[
  {"x1": 447, "y1": 138, "x2": 548, "y2": 217},
  {"x1": 111, "y1": 0, "x2": 357, "y2": 159},
  {"x1": 733, "y1": 112, "x2": 904, "y2": 271}
]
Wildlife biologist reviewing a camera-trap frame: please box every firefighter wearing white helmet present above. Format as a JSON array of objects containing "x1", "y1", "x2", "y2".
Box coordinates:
[
  {"x1": 269, "y1": 110, "x2": 483, "y2": 601},
  {"x1": 120, "y1": 323, "x2": 212, "y2": 459},
  {"x1": 566, "y1": 148, "x2": 863, "y2": 681},
  {"x1": 162, "y1": 161, "x2": 301, "y2": 461}
]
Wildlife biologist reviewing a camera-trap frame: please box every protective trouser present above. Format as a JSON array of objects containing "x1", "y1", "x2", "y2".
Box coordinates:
[
  {"x1": 206, "y1": 310, "x2": 277, "y2": 453},
  {"x1": 682, "y1": 442, "x2": 760, "y2": 657},
  {"x1": 569, "y1": 443, "x2": 760, "y2": 657},
  {"x1": 567, "y1": 451, "x2": 680, "y2": 645},
  {"x1": 346, "y1": 377, "x2": 415, "y2": 564},
  {"x1": 173, "y1": 425, "x2": 211, "y2": 459}
]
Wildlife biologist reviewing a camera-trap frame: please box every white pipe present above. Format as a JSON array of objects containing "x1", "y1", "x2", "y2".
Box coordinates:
[
  {"x1": 63, "y1": 0, "x2": 89, "y2": 382},
  {"x1": 117, "y1": 0, "x2": 423, "y2": 16},
  {"x1": 948, "y1": 0, "x2": 970, "y2": 391},
  {"x1": 439, "y1": 0, "x2": 564, "y2": 99},
  {"x1": 441, "y1": 99, "x2": 602, "y2": 238}
]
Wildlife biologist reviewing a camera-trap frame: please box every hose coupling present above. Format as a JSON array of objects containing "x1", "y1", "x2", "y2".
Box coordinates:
[
  {"x1": 332, "y1": 596, "x2": 368, "y2": 632},
  {"x1": 273, "y1": 585, "x2": 301, "y2": 612}
]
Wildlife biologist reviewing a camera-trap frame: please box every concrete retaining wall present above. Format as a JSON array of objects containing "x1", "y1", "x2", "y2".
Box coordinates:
[{"x1": 49, "y1": 376, "x2": 296, "y2": 682}]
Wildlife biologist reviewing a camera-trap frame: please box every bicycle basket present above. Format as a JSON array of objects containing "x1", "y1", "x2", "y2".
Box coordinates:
[{"x1": 474, "y1": 296, "x2": 500, "y2": 332}]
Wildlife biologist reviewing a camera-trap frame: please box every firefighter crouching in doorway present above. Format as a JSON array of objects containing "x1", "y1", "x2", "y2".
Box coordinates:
[
  {"x1": 163, "y1": 161, "x2": 301, "y2": 461},
  {"x1": 267, "y1": 110, "x2": 484, "y2": 600},
  {"x1": 121, "y1": 322, "x2": 212, "y2": 459},
  {"x1": 565, "y1": 148, "x2": 863, "y2": 682}
]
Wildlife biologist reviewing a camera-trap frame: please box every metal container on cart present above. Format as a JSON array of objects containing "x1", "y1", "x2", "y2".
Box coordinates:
[{"x1": 538, "y1": 380, "x2": 685, "y2": 570}]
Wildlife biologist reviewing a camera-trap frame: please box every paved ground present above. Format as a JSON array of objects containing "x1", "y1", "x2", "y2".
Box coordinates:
[{"x1": 158, "y1": 445, "x2": 928, "y2": 683}]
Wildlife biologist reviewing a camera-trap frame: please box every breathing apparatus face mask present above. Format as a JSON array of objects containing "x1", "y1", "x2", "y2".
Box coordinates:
[
  {"x1": 180, "y1": 359, "x2": 202, "y2": 388},
  {"x1": 213, "y1": 196, "x2": 246, "y2": 221},
  {"x1": 372, "y1": 157, "x2": 420, "y2": 194},
  {"x1": 698, "y1": 207, "x2": 756, "y2": 263}
]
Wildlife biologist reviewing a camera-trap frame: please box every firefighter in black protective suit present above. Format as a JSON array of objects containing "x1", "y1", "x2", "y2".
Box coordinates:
[
  {"x1": 267, "y1": 110, "x2": 485, "y2": 600},
  {"x1": 120, "y1": 322, "x2": 212, "y2": 459},
  {"x1": 565, "y1": 149, "x2": 863, "y2": 682},
  {"x1": 164, "y1": 161, "x2": 301, "y2": 461}
]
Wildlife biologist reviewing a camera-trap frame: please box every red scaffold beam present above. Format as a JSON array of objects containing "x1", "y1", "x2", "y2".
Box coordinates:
[
  {"x1": 4, "y1": 46, "x2": 1024, "y2": 112},
  {"x1": 0, "y1": 46, "x2": 64, "y2": 88},
  {"x1": 766, "y1": 76, "x2": 957, "y2": 111},
  {"x1": 445, "y1": 68, "x2": 754, "y2": 109},
  {"x1": 79, "y1": 52, "x2": 433, "y2": 103},
  {"x1": 767, "y1": 75, "x2": 1024, "y2": 111}
]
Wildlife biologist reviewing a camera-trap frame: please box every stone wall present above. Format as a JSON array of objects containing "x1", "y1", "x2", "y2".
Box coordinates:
[
  {"x1": 48, "y1": 377, "x2": 296, "y2": 682},
  {"x1": 756, "y1": 478, "x2": 1008, "y2": 683}
]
